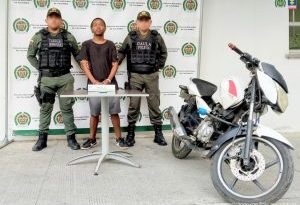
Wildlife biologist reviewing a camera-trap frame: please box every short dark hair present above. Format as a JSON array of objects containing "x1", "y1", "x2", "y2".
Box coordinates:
[{"x1": 90, "y1": 18, "x2": 106, "y2": 29}]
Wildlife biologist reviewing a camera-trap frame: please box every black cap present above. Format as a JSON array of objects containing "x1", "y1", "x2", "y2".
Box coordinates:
[
  {"x1": 47, "y1": 7, "x2": 62, "y2": 18},
  {"x1": 137, "y1": 11, "x2": 151, "y2": 20}
]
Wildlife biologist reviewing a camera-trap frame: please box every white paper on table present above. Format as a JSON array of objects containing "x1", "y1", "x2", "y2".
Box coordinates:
[{"x1": 88, "y1": 84, "x2": 116, "y2": 94}]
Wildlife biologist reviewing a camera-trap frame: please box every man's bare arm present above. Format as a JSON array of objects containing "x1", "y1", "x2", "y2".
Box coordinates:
[
  {"x1": 102, "y1": 62, "x2": 118, "y2": 84},
  {"x1": 80, "y1": 60, "x2": 100, "y2": 84}
]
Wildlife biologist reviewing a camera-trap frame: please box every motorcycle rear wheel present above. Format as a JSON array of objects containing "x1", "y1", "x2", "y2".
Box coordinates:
[{"x1": 171, "y1": 135, "x2": 192, "y2": 159}]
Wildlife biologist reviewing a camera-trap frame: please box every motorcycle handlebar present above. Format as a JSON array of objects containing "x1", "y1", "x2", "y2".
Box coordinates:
[
  {"x1": 228, "y1": 43, "x2": 260, "y2": 70},
  {"x1": 228, "y1": 43, "x2": 244, "y2": 55}
]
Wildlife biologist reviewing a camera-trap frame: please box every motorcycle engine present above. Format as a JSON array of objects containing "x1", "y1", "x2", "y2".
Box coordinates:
[
  {"x1": 196, "y1": 118, "x2": 214, "y2": 143},
  {"x1": 179, "y1": 102, "x2": 201, "y2": 136}
]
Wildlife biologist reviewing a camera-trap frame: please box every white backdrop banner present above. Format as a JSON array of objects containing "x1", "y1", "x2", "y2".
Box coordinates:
[
  {"x1": 8, "y1": 0, "x2": 201, "y2": 136},
  {"x1": 0, "y1": 0, "x2": 8, "y2": 141}
]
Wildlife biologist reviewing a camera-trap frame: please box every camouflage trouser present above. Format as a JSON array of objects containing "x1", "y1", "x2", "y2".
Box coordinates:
[
  {"x1": 39, "y1": 73, "x2": 76, "y2": 135},
  {"x1": 127, "y1": 72, "x2": 162, "y2": 125}
]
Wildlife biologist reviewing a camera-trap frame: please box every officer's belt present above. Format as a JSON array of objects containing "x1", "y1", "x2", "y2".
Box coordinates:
[{"x1": 40, "y1": 69, "x2": 70, "y2": 77}]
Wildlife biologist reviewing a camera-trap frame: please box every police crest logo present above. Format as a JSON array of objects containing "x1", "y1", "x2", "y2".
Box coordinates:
[
  {"x1": 14, "y1": 65, "x2": 31, "y2": 80},
  {"x1": 147, "y1": 0, "x2": 162, "y2": 11},
  {"x1": 164, "y1": 20, "x2": 178, "y2": 35},
  {"x1": 61, "y1": 19, "x2": 68, "y2": 30},
  {"x1": 54, "y1": 111, "x2": 64, "y2": 125},
  {"x1": 120, "y1": 96, "x2": 126, "y2": 101},
  {"x1": 127, "y1": 20, "x2": 137, "y2": 32},
  {"x1": 162, "y1": 108, "x2": 171, "y2": 121},
  {"x1": 275, "y1": 0, "x2": 286, "y2": 7},
  {"x1": 75, "y1": 97, "x2": 88, "y2": 102},
  {"x1": 34, "y1": 0, "x2": 50, "y2": 9},
  {"x1": 73, "y1": 0, "x2": 89, "y2": 9},
  {"x1": 114, "y1": 42, "x2": 123, "y2": 51},
  {"x1": 183, "y1": 0, "x2": 198, "y2": 12},
  {"x1": 182, "y1": 42, "x2": 197, "y2": 56},
  {"x1": 13, "y1": 18, "x2": 30, "y2": 33},
  {"x1": 110, "y1": 0, "x2": 126, "y2": 11},
  {"x1": 15, "y1": 112, "x2": 31, "y2": 127},
  {"x1": 162, "y1": 65, "x2": 176, "y2": 79},
  {"x1": 75, "y1": 88, "x2": 88, "y2": 102}
]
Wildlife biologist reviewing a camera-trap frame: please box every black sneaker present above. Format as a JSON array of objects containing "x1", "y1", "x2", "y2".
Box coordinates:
[
  {"x1": 82, "y1": 138, "x2": 97, "y2": 149},
  {"x1": 115, "y1": 138, "x2": 129, "y2": 149}
]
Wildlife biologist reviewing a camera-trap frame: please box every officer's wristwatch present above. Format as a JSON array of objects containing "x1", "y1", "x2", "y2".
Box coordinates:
[{"x1": 106, "y1": 79, "x2": 111, "y2": 83}]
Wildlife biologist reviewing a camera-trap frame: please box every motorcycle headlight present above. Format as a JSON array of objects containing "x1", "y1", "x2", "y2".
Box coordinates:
[{"x1": 272, "y1": 83, "x2": 288, "y2": 113}]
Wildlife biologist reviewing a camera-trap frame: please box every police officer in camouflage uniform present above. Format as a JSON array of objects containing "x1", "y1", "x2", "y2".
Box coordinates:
[
  {"x1": 27, "y1": 8, "x2": 81, "y2": 151},
  {"x1": 118, "y1": 11, "x2": 168, "y2": 147}
]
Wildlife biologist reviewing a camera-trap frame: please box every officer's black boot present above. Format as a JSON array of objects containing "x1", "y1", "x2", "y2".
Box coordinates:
[
  {"x1": 67, "y1": 133, "x2": 80, "y2": 150},
  {"x1": 125, "y1": 123, "x2": 136, "y2": 147},
  {"x1": 32, "y1": 132, "x2": 48, "y2": 151},
  {"x1": 153, "y1": 124, "x2": 167, "y2": 146}
]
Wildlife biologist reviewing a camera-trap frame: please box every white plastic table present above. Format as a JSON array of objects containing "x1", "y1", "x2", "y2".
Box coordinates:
[{"x1": 61, "y1": 89, "x2": 149, "y2": 175}]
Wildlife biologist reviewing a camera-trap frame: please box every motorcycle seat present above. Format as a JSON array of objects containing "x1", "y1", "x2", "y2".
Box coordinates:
[{"x1": 192, "y1": 78, "x2": 217, "y2": 97}]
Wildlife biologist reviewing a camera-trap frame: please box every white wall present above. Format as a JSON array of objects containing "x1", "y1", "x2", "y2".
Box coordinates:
[
  {"x1": 200, "y1": 0, "x2": 300, "y2": 132},
  {"x1": 0, "y1": 0, "x2": 8, "y2": 142}
]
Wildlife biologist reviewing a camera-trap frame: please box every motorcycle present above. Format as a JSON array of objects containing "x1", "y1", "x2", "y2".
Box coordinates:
[{"x1": 168, "y1": 43, "x2": 294, "y2": 204}]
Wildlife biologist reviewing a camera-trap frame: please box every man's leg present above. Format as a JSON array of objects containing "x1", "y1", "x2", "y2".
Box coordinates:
[
  {"x1": 90, "y1": 115, "x2": 99, "y2": 139},
  {"x1": 144, "y1": 72, "x2": 167, "y2": 146},
  {"x1": 111, "y1": 113, "x2": 128, "y2": 148},
  {"x1": 111, "y1": 114, "x2": 127, "y2": 148},
  {"x1": 108, "y1": 97, "x2": 122, "y2": 139},
  {"x1": 32, "y1": 102, "x2": 54, "y2": 151},
  {"x1": 82, "y1": 97, "x2": 101, "y2": 149},
  {"x1": 32, "y1": 76, "x2": 56, "y2": 151},
  {"x1": 109, "y1": 97, "x2": 127, "y2": 147},
  {"x1": 127, "y1": 77, "x2": 143, "y2": 124},
  {"x1": 111, "y1": 114, "x2": 121, "y2": 139},
  {"x1": 81, "y1": 115, "x2": 99, "y2": 149},
  {"x1": 57, "y1": 73, "x2": 80, "y2": 150},
  {"x1": 126, "y1": 73, "x2": 144, "y2": 146},
  {"x1": 39, "y1": 102, "x2": 54, "y2": 133}
]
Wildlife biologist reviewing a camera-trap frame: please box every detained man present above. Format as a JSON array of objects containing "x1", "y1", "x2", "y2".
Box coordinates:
[{"x1": 78, "y1": 18, "x2": 128, "y2": 149}]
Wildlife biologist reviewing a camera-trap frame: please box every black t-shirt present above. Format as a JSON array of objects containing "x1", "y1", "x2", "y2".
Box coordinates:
[{"x1": 78, "y1": 39, "x2": 118, "y2": 88}]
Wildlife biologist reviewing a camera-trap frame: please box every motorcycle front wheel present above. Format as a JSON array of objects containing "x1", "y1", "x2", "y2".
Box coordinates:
[{"x1": 210, "y1": 136, "x2": 294, "y2": 204}]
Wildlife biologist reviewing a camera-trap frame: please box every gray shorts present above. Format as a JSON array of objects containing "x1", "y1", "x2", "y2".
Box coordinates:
[{"x1": 89, "y1": 97, "x2": 121, "y2": 116}]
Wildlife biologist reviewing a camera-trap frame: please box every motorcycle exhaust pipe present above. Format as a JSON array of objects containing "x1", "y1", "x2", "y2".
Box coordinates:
[{"x1": 168, "y1": 106, "x2": 188, "y2": 140}]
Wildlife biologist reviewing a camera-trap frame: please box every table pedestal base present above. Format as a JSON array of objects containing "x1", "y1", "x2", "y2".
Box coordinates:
[{"x1": 67, "y1": 151, "x2": 141, "y2": 175}]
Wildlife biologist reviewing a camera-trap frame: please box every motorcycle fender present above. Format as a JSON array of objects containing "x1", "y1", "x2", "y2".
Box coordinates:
[
  {"x1": 254, "y1": 124, "x2": 294, "y2": 150},
  {"x1": 206, "y1": 124, "x2": 294, "y2": 158}
]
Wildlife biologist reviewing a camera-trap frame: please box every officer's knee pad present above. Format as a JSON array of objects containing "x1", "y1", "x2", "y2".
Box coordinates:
[{"x1": 41, "y1": 92, "x2": 56, "y2": 104}]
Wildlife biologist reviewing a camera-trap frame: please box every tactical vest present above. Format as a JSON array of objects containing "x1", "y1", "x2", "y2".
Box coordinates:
[
  {"x1": 128, "y1": 30, "x2": 159, "y2": 74},
  {"x1": 38, "y1": 28, "x2": 72, "y2": 71}
]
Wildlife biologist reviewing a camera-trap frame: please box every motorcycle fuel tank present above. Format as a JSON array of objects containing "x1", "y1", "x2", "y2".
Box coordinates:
[{"x1": 219, "y1": 77, "x2": 244, "y2": 109}]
